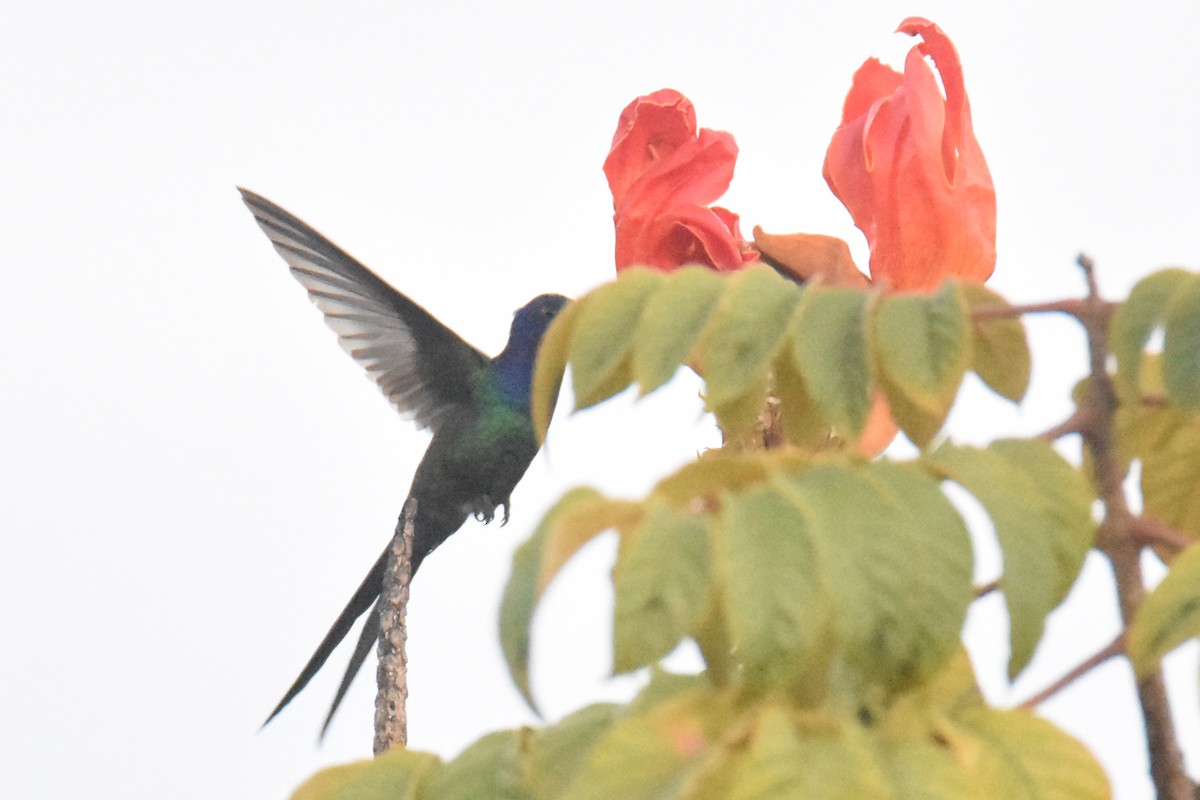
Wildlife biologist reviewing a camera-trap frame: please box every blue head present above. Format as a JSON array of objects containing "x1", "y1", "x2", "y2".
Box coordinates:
[{"x1": 492, "y1": 293, "x2": 570, "y2": 411}]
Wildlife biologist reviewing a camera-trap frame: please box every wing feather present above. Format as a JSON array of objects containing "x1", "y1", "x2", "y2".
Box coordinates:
[{"x1": 239, "y1": 188, "x2": 487, "y2": 431}]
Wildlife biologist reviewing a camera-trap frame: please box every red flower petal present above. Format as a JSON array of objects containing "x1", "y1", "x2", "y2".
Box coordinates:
[{"x1": 823, "y1": 20, "x2": 996, "y2": 292}]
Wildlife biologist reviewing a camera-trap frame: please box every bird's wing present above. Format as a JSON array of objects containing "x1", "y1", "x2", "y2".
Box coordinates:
[{"x1": 239, "y1": 188, "x2": 488, "y2": 431}]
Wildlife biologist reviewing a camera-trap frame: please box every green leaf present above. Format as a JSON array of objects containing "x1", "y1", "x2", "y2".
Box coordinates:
[
  {"x1": 632, "y1": 266, "x2": 724, "y2": 395},
  {"x1": 957, "y1": 283, "x2": 1031, "y2": 402},
  {"x1": 1139, "y1": 415, "x2": 1200, "y2": 537},
  {"x1": 772, "y1": 350, "x2": 832, "y2": 448},
  {"x1": 780, "y1": 463, "x2": 973, "y2": 693},
  {"x1": 873, "y1": 735, "x2": 980, "y2": 800},
  {"x1": 532, "y1": 296, "x2": 585, "y2": 443},
  {"x1": 699, "y1": 265, "x2": 801, "y2": 408},
  {"x1": 710, "y1": 374, "x2": 770, "y2": 440},
  {"x1": 1161, "y1": 272, "x2": 1200, "y2": 409},
  {"x1": 958, "y1": 707, "x2": 1110, "y2": 799},
  {"x1": 420, "y1": 731, "x2": 528, "y2": 800},
  {"x1": 612, "y1": 505, "x2": 711, "y2": 673},
  {"x1": 789, "y1": 285, "x2": 874, "y2": 440},
  {"x1": 569, "y1": 269, "x2": 666, "y2": 409},
  {"x1": 524, "y1": 704, "x2": 622, "y2": 800},
  {"x1": 686, "y1": 705, "x2": 889, "y2": 800},
  {"x1": 290, "y1": 748, "x2": 440, "y2": 800},
  {"x1": 1110, "y1": 267, "x2": 1194, "y2": 399},
  {"x1": 650, "y1": 452, "x2": 774, "y2": 505},
  {"x1": 1128, "y1": 542, "x2": 1200, "y2": 678},
  {"x1": 876, "y1": 367, "x2": 946, "y2": 449},
  {"x1": 924, "y1": 441, "x2": 1096, "y2": 678},
  {"x1": 715, "y1": 484, "x2": 832, "y2": 693},
  {"x1": 561, "y1": 687, "x2": 733, "y2": 800},
  {"x1": 871, "y1": 283, "x2": 971, "y2": 441},
  {"x1": 501, "y1": 488, "x2": 642, "y2": 710}
]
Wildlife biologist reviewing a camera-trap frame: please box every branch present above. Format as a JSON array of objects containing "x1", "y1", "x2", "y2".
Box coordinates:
[
  {"x1": 374, "y1": 498, "x2": 417, "y2": 755},
  {"x1": 1017, "y1": 635, "x2": 1124, "y2": 708},
  {"x1": 1072, "y1": 255, "x2": 1194, "y2": 799},
  {"x1": 970, "y1": 298, "x2": 1095, "y2": 320},
  {"x1": 1131, "y1": 516, "x2": 1193, "y2": 555}
]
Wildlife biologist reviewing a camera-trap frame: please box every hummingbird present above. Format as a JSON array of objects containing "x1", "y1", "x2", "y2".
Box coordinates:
[{"x1": 239, "y1": 188, "x2": 569, "y2": 735}]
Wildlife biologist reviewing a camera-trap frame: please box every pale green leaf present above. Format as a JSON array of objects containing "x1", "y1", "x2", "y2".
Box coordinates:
[
  {"x1": 685, "y1": 706, "x2": 889, "y2": 800},
  {"x1": 561, "y1": 688, "x2": 734, "y2": 800},
  {"x1": 1128, "y1": 542, "x2": 1200, "y2": 678},
  {"x1": 924, "y1": 442, "x2": 1096, "y2": 678},
  {"x1": 650, "y1": 453, "x2": 773, "y2": 506},
  {"x1": 632, "y1": 267, "x2": 724, "y2": 395},
  {"x1": 957, "y1": 283, "x2": 1031, "y2": 402},
  {"x1": 773, "y1": 350, "x2": 832, "y2": 448},
  {"x1": 1110, "y1": 267, "x2": 1193, "y2": 399},
  {"x1": 780, "y1": 463, "x2": 973, "y2": 693},
  {"x1": 420, "y1": 731, "x2": 528, "y2": 800},
  {"x1": 710, "y1": 374, "x2": 770, "y2": 440},
  {"x1": 958, "y1": 707, "x2": 1110, "y2": 799},
  {"x1": 613, "y1": 505, "x2": 711, "y2": 673},
  {"x1": 532, "y1": 296, "x2": 585, "y2": 443},
  {"x1": 872, "y1": 284, "x2": 971, "y2": 414},
  {"x1": 715, "y1": 485, "x2": 832, "y2": 692},
  {"x1": 1139, "y1": 415, "x2": 1200, "y2": 537},
  {"x1": 524, "y1": 704, "x2": 622, "y2": 800},
  {"x1": 1162, "y1": 273, "x2": 1200, "y2": 409},
  {"x1": 789, "y1": 285, "x2": 874, "y2": 439},
  {"x1": 290, "y1": 748, "x2": 440, "y2": 800},
  {"x1": 501, "y1": 488, "x2": 641, "y2": 710},
  {"x1": 699, "y1": 265, "x2": 801, "y2": 408},
  {"x1": 570, "y1": 269, "x2": 666, "y2": 408}
]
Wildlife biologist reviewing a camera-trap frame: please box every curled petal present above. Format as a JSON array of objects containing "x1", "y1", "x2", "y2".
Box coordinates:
[
  {"x1": 616, "y1": 203, "x2": 749, "y2": 272},
  {"x1": 823, "y1": 20, "x2": 996, "y2": 292},
  {"x1": 604, "y1": 89, "x2": 697, "y2": 208}
]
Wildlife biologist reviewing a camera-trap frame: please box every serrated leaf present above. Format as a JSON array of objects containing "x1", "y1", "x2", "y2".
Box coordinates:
[
  {"x1": 958, "y1": 707, "x2": 1110, "y2": 799},
  {"x1": 716, "y1": 485, "x2": 831, "y2": 692},
  {"x1": 532, "y1": 296, "x2": 585, "y2": 443},
  {"x1": 290, "y1": 748, "x2": 440, "y2": 800},
  {"x1": 1162, "y1": 272, "x2": 1200, "y2": 409},
  {"x1": 570, "y1": 269, "x2": 666, "y2": 409},
  {"x1": 872, "y1": 283, "x2": 971, "y2": 421},
  {"x1": 699, "y1": 265, "x2": 801, "y2": 408},
  {"x1": 780, "y1": 463, "x2": 973, "y2": 693},
  {"x1": 613, "y1": 505, "x2": 711, "y2": 673},
  {"x1": 524, "y1": 704, "x2": 622, "y2": 800},
  {"x1": 924, "y1": 441, "x2": 1096, "y2": 678},
  {"x1": 632, "y1": 266, "x2": 725, "y2": 394},
  {"x1": 501, "y1": 488, "x2": 642, "y2": 710},
  {"x1": 789, "y1": 285, "x2": 874, "y2": 439},
  {"x1": 1139, "y1": 415, "x2": 1200, "y2": 537},
  {"x1": 957, "y1": 283, "x2": 1031, "y2": 402},
  {"x1": 420, "y1": 731, "x2": 528, "y2": 800},
  {"x1": 1128, "y1": 542, "x2": 1200, "y2": 678},
  {"x1": 561, "y1": 687, "x2": 734, "y2": 800},
  {"x1": 1110, "y1": 267, "x2": 1193, "y2": 399},
  {"x1": 685, "y1": 706, "x2": 889, "y2": 800}
]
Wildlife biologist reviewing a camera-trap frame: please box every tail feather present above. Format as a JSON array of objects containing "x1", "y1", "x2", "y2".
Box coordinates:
[
  {"x1": 320, "y1": 599, "x2": 381, "y2": 739},
  {"x1": 262, "y1": 547, "x2": 388, "y2": 728}
]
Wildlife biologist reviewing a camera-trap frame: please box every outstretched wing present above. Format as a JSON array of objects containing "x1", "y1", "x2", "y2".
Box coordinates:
[{"x1": 239, "y1": 188, "x2": 487, "y2": 431}]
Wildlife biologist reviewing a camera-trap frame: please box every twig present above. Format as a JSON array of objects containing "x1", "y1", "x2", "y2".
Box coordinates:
[
  {"x1": 970, "y1": 298, "x2": 1094, "y2": 320},
  {"x1": 1072, "y1": 254, "x2": 1194, "y2": 799},
  {"x1": 1131, "y1": 516, "x2": 1193, "y2": 555},
  {"x1": 1036, "y1": 407, "x2": 1093, "y2": 442},
  {"x1": 974, "y1": 579, "x2": 1000, "y2": 599},
  {"x1": 374, "y1": 498, "x2": 417, "y2": 755},
  {"x1": 1017, "y1": 635, "x2": 1124, "y2": 708}
]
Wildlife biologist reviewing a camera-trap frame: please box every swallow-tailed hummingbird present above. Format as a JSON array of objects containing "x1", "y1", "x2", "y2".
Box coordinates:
[{"x1": 239, "y1": 189, "x2": 568, "y2": 735}]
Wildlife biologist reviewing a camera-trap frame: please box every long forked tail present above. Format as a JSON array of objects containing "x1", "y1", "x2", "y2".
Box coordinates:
[{"x1": 262, "y1": 547, "x2": 388, "y2": 728}]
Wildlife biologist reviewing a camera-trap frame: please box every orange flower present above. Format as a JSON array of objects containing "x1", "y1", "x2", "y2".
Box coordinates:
[
  {"x1": 823, "y1": 18, "x2": 996, "y2": 292},
  {"x1": 604, "y1": 89, "x2": 758, "y2": 272}
]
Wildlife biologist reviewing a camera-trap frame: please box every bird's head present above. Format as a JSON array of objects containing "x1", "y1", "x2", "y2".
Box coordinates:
[{"x1": 509, "y1": 293, "x2": 570, "y2": 348}]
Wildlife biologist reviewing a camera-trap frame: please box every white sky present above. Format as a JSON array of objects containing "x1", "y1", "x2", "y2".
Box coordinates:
[{"x1": 2, "y1": 1, "x2": 1198, "y2": 798}]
